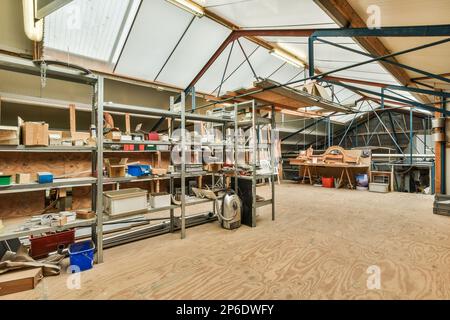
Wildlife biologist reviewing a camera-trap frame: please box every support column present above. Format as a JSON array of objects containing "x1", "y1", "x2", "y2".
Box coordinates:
[{"x1": 435, "y1": 94, "x2": 445, "y2": 194}]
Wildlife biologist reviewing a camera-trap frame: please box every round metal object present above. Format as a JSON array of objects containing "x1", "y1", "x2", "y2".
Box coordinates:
[
  {"x1": 432, "y1": 117, "x2": 445, "y2": 129},
  {"x1": 433, "y1": 132, "x2": 446, "y2": 142}
]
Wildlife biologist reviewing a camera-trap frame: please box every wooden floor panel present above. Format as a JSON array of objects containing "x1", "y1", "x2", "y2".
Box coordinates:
[{"x1": 3, "y1": 182, "x2": 450, "y2": 300}]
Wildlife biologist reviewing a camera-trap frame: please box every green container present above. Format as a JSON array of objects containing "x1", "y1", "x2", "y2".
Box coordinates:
[
  {"x1": 0, "y1": 175, "x2": 12, "y2": 186},
  {"x1": 145, "y1": 145, "x2": 157, "y2": 151}
]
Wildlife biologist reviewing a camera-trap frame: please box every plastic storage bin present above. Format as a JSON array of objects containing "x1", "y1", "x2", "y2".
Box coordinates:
[
  {"x1": 37, "y1": 172, "x2": 53, "y2": 184},
  {"x1": 103, "y1": 188, "x2": 148, "y2": 217},
  {"x1": 149, "y1": 192, "x2": 171, "y2": 208},
  {"x1": 0, "y1": 175, "x2": 12, "y2": 186},
  {"x1": 127, "y1": 165, "x2": 151, "y2": 177},
  {"x1": 69, "y1": 240, "x2": 95, "y2": 272}
]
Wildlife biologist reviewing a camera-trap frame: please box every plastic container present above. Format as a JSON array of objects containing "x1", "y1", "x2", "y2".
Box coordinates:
[
  {"x1": 69, "y1": 240, "x2": 95, "y2": 272},
  {"x1": 149, "y1": 192, "x2": 171, "y2": 208},
  {"x1": 103, "y1": 188, "x2": 148, "y2": 217},
  {"x1": 322, "y1": 177, "x2": 334, "y2": 188},
  {"x1": 0, "y1": 175, "x2": 12, "y2": 186},
  {"x1": 355, "y1": 174, "x2": 369, "y2": 188},
  {"x1": 37, "y1": 172, "x2": 53, "y2": 184},
  {"x1": 30, "y1": 229, "x2": 75, "y2": 259},
  {"x1": 127, "y1": 165, "x2": 151, "y2": 177},
  {"x1": 369, "y1": 182, "x2": 389, "y2": 193},
  {"x1": 148, "y1": 132, "x2": 159, "y2": 141}
]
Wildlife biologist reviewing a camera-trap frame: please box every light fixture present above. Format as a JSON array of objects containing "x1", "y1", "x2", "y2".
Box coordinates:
[
  {"x1": 166, "y1": 0, "x2": 204, "y2": 17},
  {"x1": 269, "y1": 48, "x2": 305, "y2": 68},
  {"x1": 22, "y1": 0, "x2": 43, "y2": 41}
]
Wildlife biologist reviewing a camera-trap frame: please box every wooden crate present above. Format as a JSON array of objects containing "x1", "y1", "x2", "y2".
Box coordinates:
[{"x1": 0, "y1": 268, "x2": 43, "y2": 296}]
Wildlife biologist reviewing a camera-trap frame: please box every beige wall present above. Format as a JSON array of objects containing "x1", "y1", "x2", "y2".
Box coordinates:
[{"x1": 0, "y1": 0, "x2": 33, "y2": 55}]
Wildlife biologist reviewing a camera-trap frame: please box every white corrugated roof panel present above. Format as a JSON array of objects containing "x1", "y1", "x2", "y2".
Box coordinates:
[
  {"x1": 44, "y1": 0, "x2": 139, "y2": 64},
  {"x1": 114, "y1": 0, "x2": 194, "y2": 81},
  {"x1": 156, "y1": 16, "x2": 232, "y2": 88}
]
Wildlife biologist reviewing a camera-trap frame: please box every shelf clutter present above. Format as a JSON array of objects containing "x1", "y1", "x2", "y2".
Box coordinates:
[{"x1": 0, "y1": 57, "x2": 278, "y2": 297}]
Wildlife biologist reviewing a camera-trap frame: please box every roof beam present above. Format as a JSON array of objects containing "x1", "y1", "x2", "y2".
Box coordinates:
[{"x1": 313, "y1": 0, "x2": 430, "y2": 103}]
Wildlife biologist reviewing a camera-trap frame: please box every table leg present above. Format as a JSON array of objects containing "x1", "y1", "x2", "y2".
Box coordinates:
[
  {"x1": 301, "y1": 166, "x2": 306, "y2": 184},
  {"x1": 345, "y1": 168, "x2": 354, "y2": 189},
  {"x1": 337, "y1": 168, "x2": 345, "y2": 188}
]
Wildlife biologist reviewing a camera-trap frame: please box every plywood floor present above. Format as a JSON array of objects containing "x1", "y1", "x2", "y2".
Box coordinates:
[{"x1": 4, "y1": 182, "x2": 450, "y2": 300}]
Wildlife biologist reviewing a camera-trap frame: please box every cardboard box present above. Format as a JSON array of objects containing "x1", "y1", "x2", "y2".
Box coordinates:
[
  {"x1": 105, "y1": 158, "x2": 128, "y2": 178},
  {"x1": 62, "y1": 131, "x2": 90, "y2": 146},
  {"x1": 76, "y1": 210, "x2": 95, "y2": 220},
  {"x1": 151, "y1": 168, "x2": 167, "y2": 175},
  {"x1": 22, "y1": 122, "x2": 49, "y2": 146},
  {"x1": 15, "y1": 173, "x2": 31, "y2": 184},
  {"x1": 0, "y1": 126, "x2": 20, "y2": 145},
  {"x1": 48, "y1": 130, "x2": 63, "y2": 146},
  {"x1": 105, "y1": 131, "x2": 121, "y2": 141},
  {"x1": 0, "y1": 268, "x2": 43, "y2": 296}
]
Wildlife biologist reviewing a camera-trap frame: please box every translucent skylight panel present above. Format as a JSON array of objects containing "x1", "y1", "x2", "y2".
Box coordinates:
[
  {"x1": 156, "y1": 16, "x2": 231, "y2": 88},
  {"x1": 114, "y1": 0, "x2": 194, "y2": 80},
  {"x1": 44, "y1": 0, "x2": 138, "y2": 63}
]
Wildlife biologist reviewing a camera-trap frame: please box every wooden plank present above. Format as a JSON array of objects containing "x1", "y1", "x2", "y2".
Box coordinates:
[
  {"x1": 254, "y1": 80, "x2": 352, "y2": 113},
  {"x1": 69, "y1": 104, "x2": 76, "y2": 136},
  {"x1": 125, "y1": 113, "x2": 131, "y2": 134}
]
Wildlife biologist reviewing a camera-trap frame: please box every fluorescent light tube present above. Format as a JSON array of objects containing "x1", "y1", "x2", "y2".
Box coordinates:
[
  {"x1": 269, "y1": 48, "x2": 304, "y2": 68},
  {"x1": 166, "y1": 0, "x2": 204, "y2": 17}
]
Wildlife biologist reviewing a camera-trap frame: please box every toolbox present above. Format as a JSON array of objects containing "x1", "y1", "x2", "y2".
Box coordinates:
[{"x1": 30, "y1": 229, "x2": 75, "y2": 259}]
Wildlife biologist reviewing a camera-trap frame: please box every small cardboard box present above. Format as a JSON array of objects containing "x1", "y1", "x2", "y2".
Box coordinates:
[
  {"x1": 22, "y1": 122, "x2": 49, "y2": 146},
  {"x1": 105, "y1": 158, "x2": 128, "y2": 178},
  {"x1": 151, "y1": 168, "x2": 167, "y2": 175},
  {"x1": 105, "y1": 131, "x2": 121, "y2": 141},
  {"x1": 48, "y1": 130, "x2": 63, "y2": 146},
  {"x1": 62, "y1": 131, "x2": 90, "y2": 145},
  {"x1": 16, "y1": 173, "x2": 31, "y2": 184},
  {"x1": 0, "y1": 126, "x2": 20, "y2": 145},
  {"x1": 0, "y1": 268, "x2": 43, "y2": 296}
]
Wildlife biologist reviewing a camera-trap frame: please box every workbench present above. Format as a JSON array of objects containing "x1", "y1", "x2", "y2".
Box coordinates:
[{"x1": 295, "y1": 162, "x2": 370, "y2": 189}]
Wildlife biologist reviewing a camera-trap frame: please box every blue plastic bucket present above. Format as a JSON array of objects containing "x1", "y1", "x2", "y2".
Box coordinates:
[
  {"x1": 355, "y1": 174, "x2": 369, "y2": 188},
  {"x1": 68, "y1": 240, "x2": 95, "y2": 272}
]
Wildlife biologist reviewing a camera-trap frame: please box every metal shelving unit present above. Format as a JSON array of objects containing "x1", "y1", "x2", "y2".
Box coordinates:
[
  {"x1": 0, "y1": 55, "x2": 104, "y2": 262},
  {"x1": 233, "y1": 100, "x2": 277, "y2": 227},
  {"x1": 0, "y1": 54, "x2": 277, "y2": 261}
]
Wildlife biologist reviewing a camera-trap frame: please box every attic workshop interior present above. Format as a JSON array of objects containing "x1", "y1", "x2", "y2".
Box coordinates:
[{"x1": 0, "y1": 0, "x2": 449, "y2": 304}]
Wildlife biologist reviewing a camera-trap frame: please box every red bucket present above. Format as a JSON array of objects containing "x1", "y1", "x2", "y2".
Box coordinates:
[{"x1": 322, "y1": 177, "x2": 334, "y2": 188}]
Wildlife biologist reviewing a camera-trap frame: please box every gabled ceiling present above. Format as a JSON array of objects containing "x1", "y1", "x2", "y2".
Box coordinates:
[{"x1": 41, "y1": 0, "x2": 448, "y2": 124}]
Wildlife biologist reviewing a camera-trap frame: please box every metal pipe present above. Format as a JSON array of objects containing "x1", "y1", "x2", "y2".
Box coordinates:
[
  {"x1": 410, "y1": 108, "x2": 414, "y2": 164},
  {"x1": 95, "y1": 76, "x2": 104, "y2": 263}
]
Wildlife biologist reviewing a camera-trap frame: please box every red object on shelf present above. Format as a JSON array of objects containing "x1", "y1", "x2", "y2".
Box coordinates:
[
  {"x1": 139, "y1": 144, "x2": 145, "y2": 151},
  {"x1": 30, "y1": 229, "x2": 75, "y2": 259},
  {"x1": 148, "y1": 132, "x2": 159, "y2": 141},
  {"x1": 123, "y1": 144, "x2": 135, "y2": 151},
  {"x1": 322, "y1": 177, "x2": 334, "y2": 188}
]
